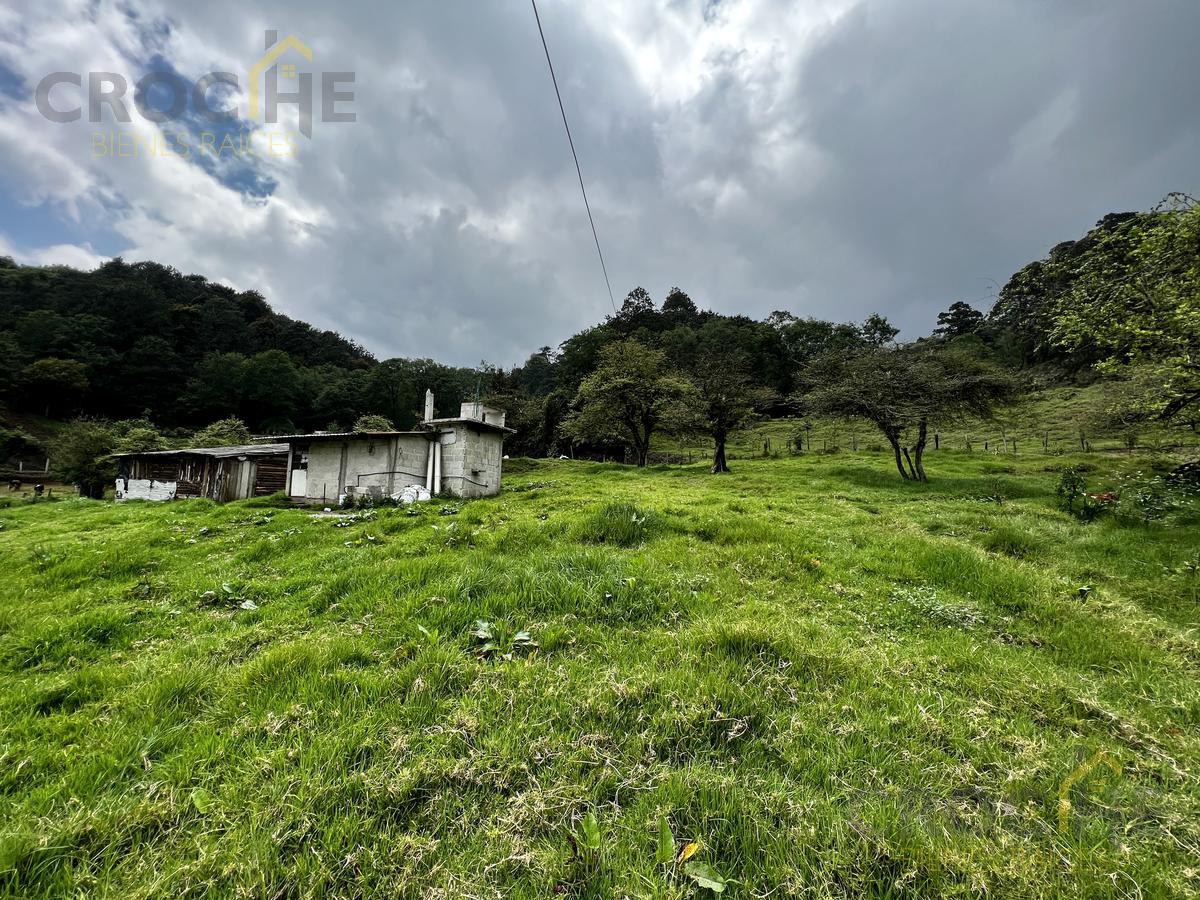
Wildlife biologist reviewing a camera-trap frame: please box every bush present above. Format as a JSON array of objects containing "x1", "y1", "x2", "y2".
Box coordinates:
[
  {"x1": 50, "y1": 419, "x2": 116, "y2": 499},
  {"x1": 353, "y1": 414, "x2": 395, "y2": 431},
  {"x1": 1114, "y1": 472, "x2": 1199, "y2": 524},
  {"x1": 112, "y1": 419, "x2": 168, "y2": 453},
  {"x1": 192, "y1": 418, "x2": 251, "y2": 447},
  {"x1": 1055, "y1": 466, "x2": 1087, "y2": 514}
]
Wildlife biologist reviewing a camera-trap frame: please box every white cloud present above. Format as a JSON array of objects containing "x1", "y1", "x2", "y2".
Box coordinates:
[
  {"x1": 29, "y1": 242, "x2": 107, "y2": 268},
  {"x1": 1, "y1": 0, "x2": 1198, "y2": 365}
]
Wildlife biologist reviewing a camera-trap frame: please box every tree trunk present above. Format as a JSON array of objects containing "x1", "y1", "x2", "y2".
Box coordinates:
[
  {"x1": 887, "y1": 432, "x2": 910, "y2": 479},
  {"x1": 711, "y1": 434, "x2": 730, "y2": 473},
  {"x1": 902, "y1": 446, "x2": 918, "y2": 480},
  {"x1": 636, "y1": 418, "x2": 656, "y2": 467},
  {"x1": 913, "y1": 418, "x2": 928, "y2": 482}
]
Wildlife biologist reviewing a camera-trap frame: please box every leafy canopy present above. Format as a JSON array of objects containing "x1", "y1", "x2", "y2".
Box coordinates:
[
  {"x1": 353, "y1": 414, "x2": 396, "y2": 432},
  {"x1": 564, "y1": 340, "x2": 695, "y2": 466},
  {"x1": 1053, "y1": 194, "x2": 1200, "y2": 425},
  {"x1": 192, "y1": 417, "x2": 252, "y2": 447}
]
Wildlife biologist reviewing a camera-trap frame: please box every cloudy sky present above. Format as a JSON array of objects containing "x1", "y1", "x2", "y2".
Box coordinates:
[{"x1": 1, "y1": 1, "x2": 1197, "y2": 366}]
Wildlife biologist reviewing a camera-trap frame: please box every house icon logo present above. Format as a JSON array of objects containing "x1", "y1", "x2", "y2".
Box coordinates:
[
  {"x1": 248, "y1": 30, "x2": 313, "y2": 122},
  {"x1": 245, "y1": 30, "x2": 355, "y2": 139}
]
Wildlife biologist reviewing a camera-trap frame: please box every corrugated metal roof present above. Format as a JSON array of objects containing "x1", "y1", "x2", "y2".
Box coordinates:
[
  {"x1": 114, "y1": 443, "x2": 290, "y2": 459},
  {"x1": 260, "y1": 420, "x2": 514, "y2": 443},
  {"x1": 421, "y1": 417, "x2": 515, "y2": 434},
  {"x1": 259, "y1": 430, "x2": 432, "y2": 442}
]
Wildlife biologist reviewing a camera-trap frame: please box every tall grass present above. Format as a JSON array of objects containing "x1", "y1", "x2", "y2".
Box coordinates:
[{"x1": 0, "y1": 449, "x2": 1197, "y2": 897}]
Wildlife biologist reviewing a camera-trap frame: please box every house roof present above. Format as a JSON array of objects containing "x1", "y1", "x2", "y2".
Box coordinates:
[
  {"x1": 263, "y1": 420, "x2": 514, "y2": 441},
  {"x1": 114, "y1": 443, "x2": 290, "y2": 459},
  {"x1": 421, "y1": 417, "x2": 515, "y2": 434},
  {"x1": 259, "y1": 430, "x2": 432, "y2": 442}
]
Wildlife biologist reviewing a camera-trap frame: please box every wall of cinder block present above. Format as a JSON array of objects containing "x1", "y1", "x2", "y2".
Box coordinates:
[
  {"x1": 299, "y1": 428, "x2": 504, "y2": 502},
  {"x1": 303, "y1": 436, "x2": 431, "y2": 503},
  {"x1": 439, "y1": 429, "x2": 504, "y2": 498}
]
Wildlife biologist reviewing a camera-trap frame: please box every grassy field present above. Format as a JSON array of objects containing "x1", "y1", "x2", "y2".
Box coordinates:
[
  {"x1": 1, "y1": 448, "x2": 1198, "y2": 898},
  {"x1": 653, "y1": 384, "x2": 1200, "y2": 464}
]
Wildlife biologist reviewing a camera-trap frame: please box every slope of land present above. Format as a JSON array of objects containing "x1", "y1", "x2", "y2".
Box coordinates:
[
  {"x1": 0, "y1": 451, "x2": 1197, "y2": 897},
  {"x1": 657, "y1": 383, "x2": 1197, "y2": 464}
]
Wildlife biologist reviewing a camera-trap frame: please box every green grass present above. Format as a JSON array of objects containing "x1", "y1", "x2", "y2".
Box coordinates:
[
  {"x1": 655, "y1": 382, "x2": 1199, "y2": 462},
  {"x1": 0, "y1": 449, "x2": 1198, "y2": 898}
]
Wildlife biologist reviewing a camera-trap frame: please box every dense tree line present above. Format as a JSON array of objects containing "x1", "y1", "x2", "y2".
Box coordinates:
[
  {"x1": 2, "y1": 196, "x2": 1195, "y2": 485},
  {"x1": 0, "y1": 257, "x2": 486, "y2": 435},
  {"x1": 483, "y1": 286, "x2": 905, "y2": 461}
]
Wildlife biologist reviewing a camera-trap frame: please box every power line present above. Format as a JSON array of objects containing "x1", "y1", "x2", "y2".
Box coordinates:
[{"x1": 530, "y1": 0, "x2": 618, "y2": 314}]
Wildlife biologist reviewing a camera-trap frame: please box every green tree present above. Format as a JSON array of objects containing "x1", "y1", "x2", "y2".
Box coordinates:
[
  {"x1": 353, "y1": 414, "x2": 396, "y2": 431},
  {"x1": 608, "y1": 286, "x2": 659, "y2": 338},
  {"x1": 934, "y1": 301, "x2": 984, "y2": 337},
  {"x1": 661, "y1": 287, "x2": 699, "y2": 324},
  {"x1": 19, "y1": 358, "x2": 89, "y2": 416},
  {"x1": 312, "y1": 369, "x2": 368, "y2": 431},
  {"x1": 988, "y1": 211, "x2": 1149, "y2": 368},
  {"x1": 691, "y1": 352, "x2": 775, "y2": 473},
  {"x1": 51, "y1": 418, "x2": 116, "y2": 498},
  {"x1": 112, "y1": 419, "x2": 168, "y2": 453},
  {"x1": 1053, "y1": 195, "x2": 1200, "y2": 425},
  {"x1": 771, "y1": 314, "x2": 876, "y2": 367},
  {"x1": 242, "y1": 350, "x2": 301, "y2": 431},
  {"x1": 805, "y1": 347, "x2": 1016, "y2": 481},
  {"x1": 109, "y1": 336, "x2": 185, "y2": 420},
  {"x1": 517, "y1": 347, "x2": 558, "y2": 397},
  {"x1": 0, "y1": 332, "x2": 25, "y2": 397},
  {"x1": 564, "y1": 340, "x2": 694, "y2": 466},
  {"x1": 862, "y1": 313, "x2": 900, "y2": 347},
  {"x1": 192, "y1": 417, "x2": 252, "y2": 447},
  {"x1": 183, "y1": 352, "x2": 250, "y2": 422}
]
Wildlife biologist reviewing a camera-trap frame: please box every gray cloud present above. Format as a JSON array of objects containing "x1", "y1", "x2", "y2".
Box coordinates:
[{"x1": 0, "y1": 0, "x2": 1197, "y2": 365}]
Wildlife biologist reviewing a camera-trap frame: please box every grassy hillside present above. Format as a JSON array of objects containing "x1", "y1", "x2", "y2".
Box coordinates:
[
  {"x1": 1, "y1": 451, "x2": 1198, "y2": 897},
  {"x1": 652, "y1": 382, "x2": 1197, "y2": 464}
]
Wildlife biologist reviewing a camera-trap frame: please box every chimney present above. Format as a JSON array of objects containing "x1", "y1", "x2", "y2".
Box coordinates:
[{"x1": 424, "y1": 389, "x2": 435, "y2": 423}]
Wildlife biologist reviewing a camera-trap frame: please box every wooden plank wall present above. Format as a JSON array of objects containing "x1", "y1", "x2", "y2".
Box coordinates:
[
  {"x1": 124, "y1": 453, "x2": 289, "y2": 501},
  {"x1": 253, "y1": 456, "x2": 288, "y2": 495}
]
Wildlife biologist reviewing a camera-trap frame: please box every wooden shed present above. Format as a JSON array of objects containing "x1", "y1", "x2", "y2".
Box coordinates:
[{"x1": 114, "y1": 444, "x2": 289, "y2": 502}]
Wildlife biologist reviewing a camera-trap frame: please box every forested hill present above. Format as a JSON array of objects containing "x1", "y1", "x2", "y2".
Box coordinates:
[
  {"x1": 0, "y1": 257, "x2": 486, "y2": 435},
  {"x1": 2, "y1": 197, "x2": 1196, "y2": 464}
]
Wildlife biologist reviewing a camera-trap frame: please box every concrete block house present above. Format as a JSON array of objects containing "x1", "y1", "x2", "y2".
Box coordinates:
[
  {"x1": 110, "y1": 393, "x2": 508, "y2": 508},
  {"x1": 114, "y1": 393, "x2": 511, "y2": 504},
  {"x1": 273, "y1": 393, "x2": 511, "y2": 504}
]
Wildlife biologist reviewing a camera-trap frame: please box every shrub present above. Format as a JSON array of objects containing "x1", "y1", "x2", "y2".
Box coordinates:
[
  {"x1": 1114, "y1": 472, "x2": 1198, "y2": 524},
  {"x1": 51, "y1": 419, "x2": 116, "y2": 499},
  {"x1": 192, "y1": 418, "x2": 251, "y2": 447},
  {"x1": 353, "y1": 414, "x2": 395, "y2": 431},
  {"x1": 1055, "y1": 466, "x2": 1087, "y2": 514}
]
